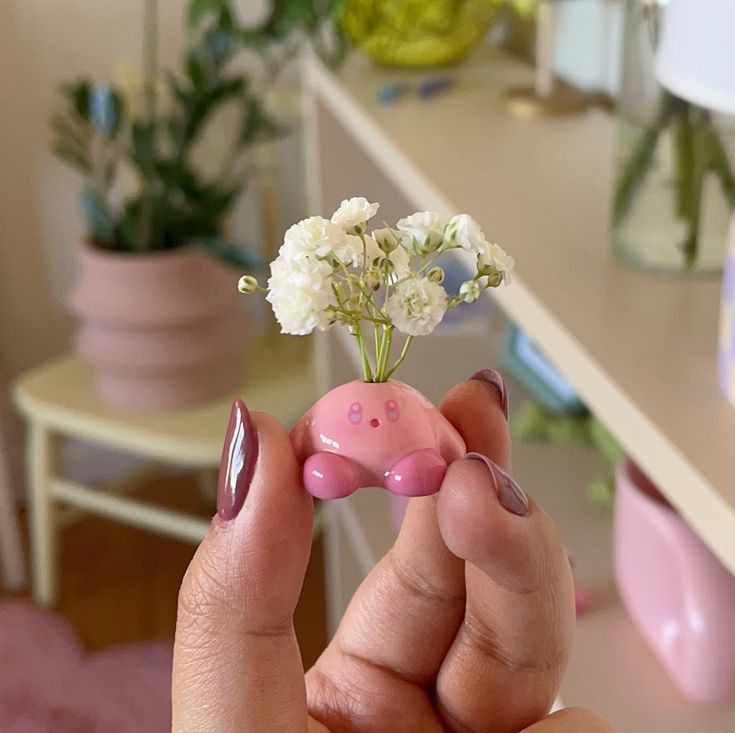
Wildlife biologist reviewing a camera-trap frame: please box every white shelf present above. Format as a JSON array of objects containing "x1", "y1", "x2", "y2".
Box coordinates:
[{"x1": 304, "y1": 49, "x2": 735, "y2": 574}]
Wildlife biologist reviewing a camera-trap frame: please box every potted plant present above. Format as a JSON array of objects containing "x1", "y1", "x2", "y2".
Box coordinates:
[
  {"x1": 239, "y1": 197, "x2": 515, "y2": 498},
  {"x1": 52, "y1": 0, "x2": 345, "y2": 409}
]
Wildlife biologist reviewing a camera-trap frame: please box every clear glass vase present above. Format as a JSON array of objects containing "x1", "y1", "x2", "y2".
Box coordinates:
[{"x1": 612, "y1": 0, "x2": 735, "y2": 276}]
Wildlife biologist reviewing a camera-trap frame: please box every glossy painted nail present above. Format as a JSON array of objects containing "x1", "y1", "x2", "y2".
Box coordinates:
[
  {"x1": 217, "y1": 397, "x2": 258, "y2": 521},
  {"x1": 465, "y1": 452, "x2": 529, "y2": 516},
  {"x1": 469, "y1": 369, "x2": 509, "y2": 419}
]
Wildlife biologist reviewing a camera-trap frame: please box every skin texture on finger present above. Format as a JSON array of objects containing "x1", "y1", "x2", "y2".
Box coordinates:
[
  {"x1": 306, "y1": 494, "x2": 462, "y2": 733},
  {"x1": 173, "y1": 413, "x2": 314, "y2": 733},
  {"x1": 522, "y1": 707, "x2": 613, "y2": 733},
  {"x1": 306, "y1": 380, "x2": 510, "y2": 732},
  {"x1": 434, "y1": 429, "x2": 575, "y2": 732}
]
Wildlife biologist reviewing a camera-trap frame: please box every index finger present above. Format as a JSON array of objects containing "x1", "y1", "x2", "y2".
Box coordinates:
[{"x1": 434, "y1": 380, "x2": 576, "y2": 733}]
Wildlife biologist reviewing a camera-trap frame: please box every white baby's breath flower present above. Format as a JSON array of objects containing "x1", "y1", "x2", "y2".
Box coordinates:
[
  {"x1": 330, "y1": 196, "x2": 379, "y2": 234},
  {"x1": 478, "y1": 242, "x2": 516, "y2": 285},
  {"x1": 281, "y1": 216, "x2": 358, "y2": 265},
  {"x1": 459, "y1": 279, "x2": 481, "y2": 303},
  {"x1": 397, "y1": 211, "x2": 449, "y2": 254},
  {"x1": 365, "y1": 236, "x2": 411, "y2": 279},
  {"x1": 385, "y1": 276, "x2": 448, "y2": 336},
  {"x1": 266, "y1": 255, "x2": 331, "y2": 335},
  {"x1": 445, "y1": 213, "x2": 487, "y2": 254}
]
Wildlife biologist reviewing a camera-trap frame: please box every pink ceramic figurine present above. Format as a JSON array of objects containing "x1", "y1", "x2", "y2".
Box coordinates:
[
  {"x1": 291, "y1": 380, "x2": 466, "y2": 499},
  {"x1": 240, "y1": 198, "x2": 514, "y2": 500}
]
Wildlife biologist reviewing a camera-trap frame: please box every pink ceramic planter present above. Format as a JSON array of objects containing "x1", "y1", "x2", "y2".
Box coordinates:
[
  {"x1": 292, "y1": 380, "x2": 466, "y2": 499},
  {"x1": 614, "y1": 458, "x2": 735, "y2": 702},
  {"x1": 70, "y1": 243, "x2": 246, "y2": 410}
]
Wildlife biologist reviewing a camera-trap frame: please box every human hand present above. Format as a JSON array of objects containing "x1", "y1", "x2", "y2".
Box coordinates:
[{"x1": 172, "y1": 375, "x2": 611, "y2": 732}]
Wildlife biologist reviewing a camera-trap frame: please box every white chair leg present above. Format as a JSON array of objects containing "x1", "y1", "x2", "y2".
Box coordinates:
[
  {"x1": 0, "y1": 437, "x2": 25, "y2": 590},
  {"x1": 28, "y1": 423, "x2": 55, "y2": 606}
]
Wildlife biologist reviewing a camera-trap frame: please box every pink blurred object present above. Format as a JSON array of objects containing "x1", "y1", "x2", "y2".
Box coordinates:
[
  {"x1": 614, "y1": 458, "x2": 735, "y2": 703},
  {"x1": 574, "y1": 584, "x2": 589, "y2": 618},
  {"x1": 0, "y1": 600, "x2": 171, "y2": 731},
  {"x1": 292, "y1": 380, "x2": 466, "y2": 500},
  {"x1": 70, "y1": 243, "x2": 246, "y2": 410}
]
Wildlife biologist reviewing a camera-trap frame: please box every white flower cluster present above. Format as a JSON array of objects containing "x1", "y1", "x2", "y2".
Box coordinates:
[{"x1": 243, "y1": 196, "x2": 514, "y2": 380}]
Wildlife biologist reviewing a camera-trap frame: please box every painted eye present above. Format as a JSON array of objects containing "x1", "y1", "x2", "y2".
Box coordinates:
[
  {"x1": 348, "y1": 402, "x2": 363, "y2": 424},
  {"x1": 385, "y1": 399, "x2": 400, "y2": 422}
]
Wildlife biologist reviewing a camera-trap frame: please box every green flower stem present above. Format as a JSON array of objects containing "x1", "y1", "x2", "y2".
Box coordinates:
[
  {"x1": 353, "y1": 324, "x2": 374, "y2": 382},
  {"x1": 385, "y1": 335, "x2": 413, "y2": 380},
  {"x1": 615, "y1": 91, "x2": 735, "y2": 270},
  {"x1": 705, "y1": 117, "x2": 735, "y2": 208},
  {"x1": 613, "y1": 94, "x2": 678, "y2": 226},
  {"x1": 374, "y1": 325, "x2": 394, "y2": 382}
]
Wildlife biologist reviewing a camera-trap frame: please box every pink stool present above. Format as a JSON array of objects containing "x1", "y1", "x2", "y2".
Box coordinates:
[{"x1": 614, "y1": 458, "x2": 735, "y2": 702}]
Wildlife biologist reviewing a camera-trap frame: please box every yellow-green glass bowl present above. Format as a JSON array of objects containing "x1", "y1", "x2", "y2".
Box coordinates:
[{"x1": 340, "y1": 0, "x2": 503, "y2": 68}]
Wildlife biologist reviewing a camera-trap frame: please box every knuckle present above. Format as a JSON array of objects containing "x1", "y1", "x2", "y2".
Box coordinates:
[
  {"x1": 461, "y1": 611, "x2": 565, "y2": 676},
  {"x1": 388, "y1": 549, "x2": 465, "y2": 609}
]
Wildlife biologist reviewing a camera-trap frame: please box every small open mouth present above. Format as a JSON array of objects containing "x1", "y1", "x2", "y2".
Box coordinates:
[{"x1": 369, "y1": 418, "x2": 381, "y2": 428}]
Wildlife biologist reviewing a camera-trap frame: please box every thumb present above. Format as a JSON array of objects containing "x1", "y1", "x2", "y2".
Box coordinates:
[{"x1": 172, "y1": 398, "x2": 313, "y2": 733}]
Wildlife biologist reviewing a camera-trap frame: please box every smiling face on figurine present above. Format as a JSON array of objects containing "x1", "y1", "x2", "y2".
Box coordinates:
[{"x1": 292, "y1": 380, "x2": 466, "y2": 500}]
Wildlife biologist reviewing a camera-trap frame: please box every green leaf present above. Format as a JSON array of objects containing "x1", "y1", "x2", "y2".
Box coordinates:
[
  {"x1": 240, "y1": 98, "x2": 286, "y2": 146},
  {"x1": 80, "y1": 189, "x2": 114, "y2": 243},
  {"x1": 187, "y1": 51, "x2": 206, "y2": 91},
  {"x1": 130, "y1": 122, "x2": 156, "y2": 170},
  {"x1": 200, "y1": 236, "x2": 262, "y2": 269},
  {"x1": 264, "y1": 0, "x2": 317, "y2": 38},
  {"x1": 327, "y1": 0, "x2": 345, "y2": 15},
  {"x1": 61, "y1": 80, "x2": 92, "y2": 119},
  {"x1": 187, "y1": 0, "x2": 225, "y2": 28},
  {"x1": 217, "y1": 4, "x2": 234, "y2": 33},
  {"x1": 238, "y1": 27, "x2": 269, "y2": 52},
  {"x1": 52, "y1": 141, "x2": 91, "y2": 173}
]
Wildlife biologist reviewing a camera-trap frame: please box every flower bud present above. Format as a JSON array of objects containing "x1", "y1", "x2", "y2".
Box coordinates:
[
  {"x1": 237, "y1": 274, "x2": 259, "y2": 294},
  {"x1": 427, "y1": 266, "x2": 445, "y2": 284},
  {"x1": 459, "y1": 279, "x2": 481, "y2": 303},
  {"x1": 414, "y1": 236, "x2": 442, "y2": 256},
  {"x1": 484, "y1": 269, "x2": 503, "y2": 288},
  {"x1": 373, "y1": 227, "x2": 400, "y2": 253},
  {"x1": 363, "y1": 269, "x2": 381, "y2": 290}
]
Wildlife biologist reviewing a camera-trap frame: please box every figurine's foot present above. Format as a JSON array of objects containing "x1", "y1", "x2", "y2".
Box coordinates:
[
  {"x1": 303, "y1": 452, "x2": 361, "y2": 500},
  {"x1": 384, "y1": 448, "x2": 447, "y2": 497}
]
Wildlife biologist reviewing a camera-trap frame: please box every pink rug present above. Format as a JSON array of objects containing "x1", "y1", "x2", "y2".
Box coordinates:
[{"x1": 0, "y1": 600, "x2": 172, "y2": 732}]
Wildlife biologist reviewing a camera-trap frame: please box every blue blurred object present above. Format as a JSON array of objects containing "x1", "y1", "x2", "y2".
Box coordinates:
[
  {"x1": 437, "y1": 254, "x2": 491, "y2": 329},
  {"x1": 376, "y1": 82, "x2": 410, "y2": 104},
  {"x1": 502, "y1": 325, "x2": 586, "y2": 414},
  {"x1": 418, "y1": 77, "x2": 455, "y2": 99}
]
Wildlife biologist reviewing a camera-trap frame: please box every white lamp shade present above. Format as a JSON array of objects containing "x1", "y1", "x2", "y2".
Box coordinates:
[{"x1": 655, "y1": 0, "x2": 735, "y2": 115}]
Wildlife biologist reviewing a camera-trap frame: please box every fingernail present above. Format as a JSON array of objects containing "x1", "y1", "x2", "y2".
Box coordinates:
[
  {"x1": 217, "y1": 397, "x2": 258, "y2": 521},
  {"x1": 469, "y1": 369, "x2": 509, "y2": 419},
  {"x1": 465, "y1": 452, "x2": 529, "y2": 516}
]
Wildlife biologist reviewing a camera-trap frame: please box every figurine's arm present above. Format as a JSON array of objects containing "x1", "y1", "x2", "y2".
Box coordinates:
[{"x1": 289, "y1": 413, "x2": 309, "y2": 462}]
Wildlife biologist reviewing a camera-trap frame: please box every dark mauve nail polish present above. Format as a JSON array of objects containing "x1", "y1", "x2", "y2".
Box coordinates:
[
  {"x1": 469, "y1": 369, "x2": 509, "y2": 419},
  {"x1": 217, "y1": 397, "x2": 258, "y2": 521},
  {"x1": 465, "y1": 452, "x2": 529, "y2": 516}
]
